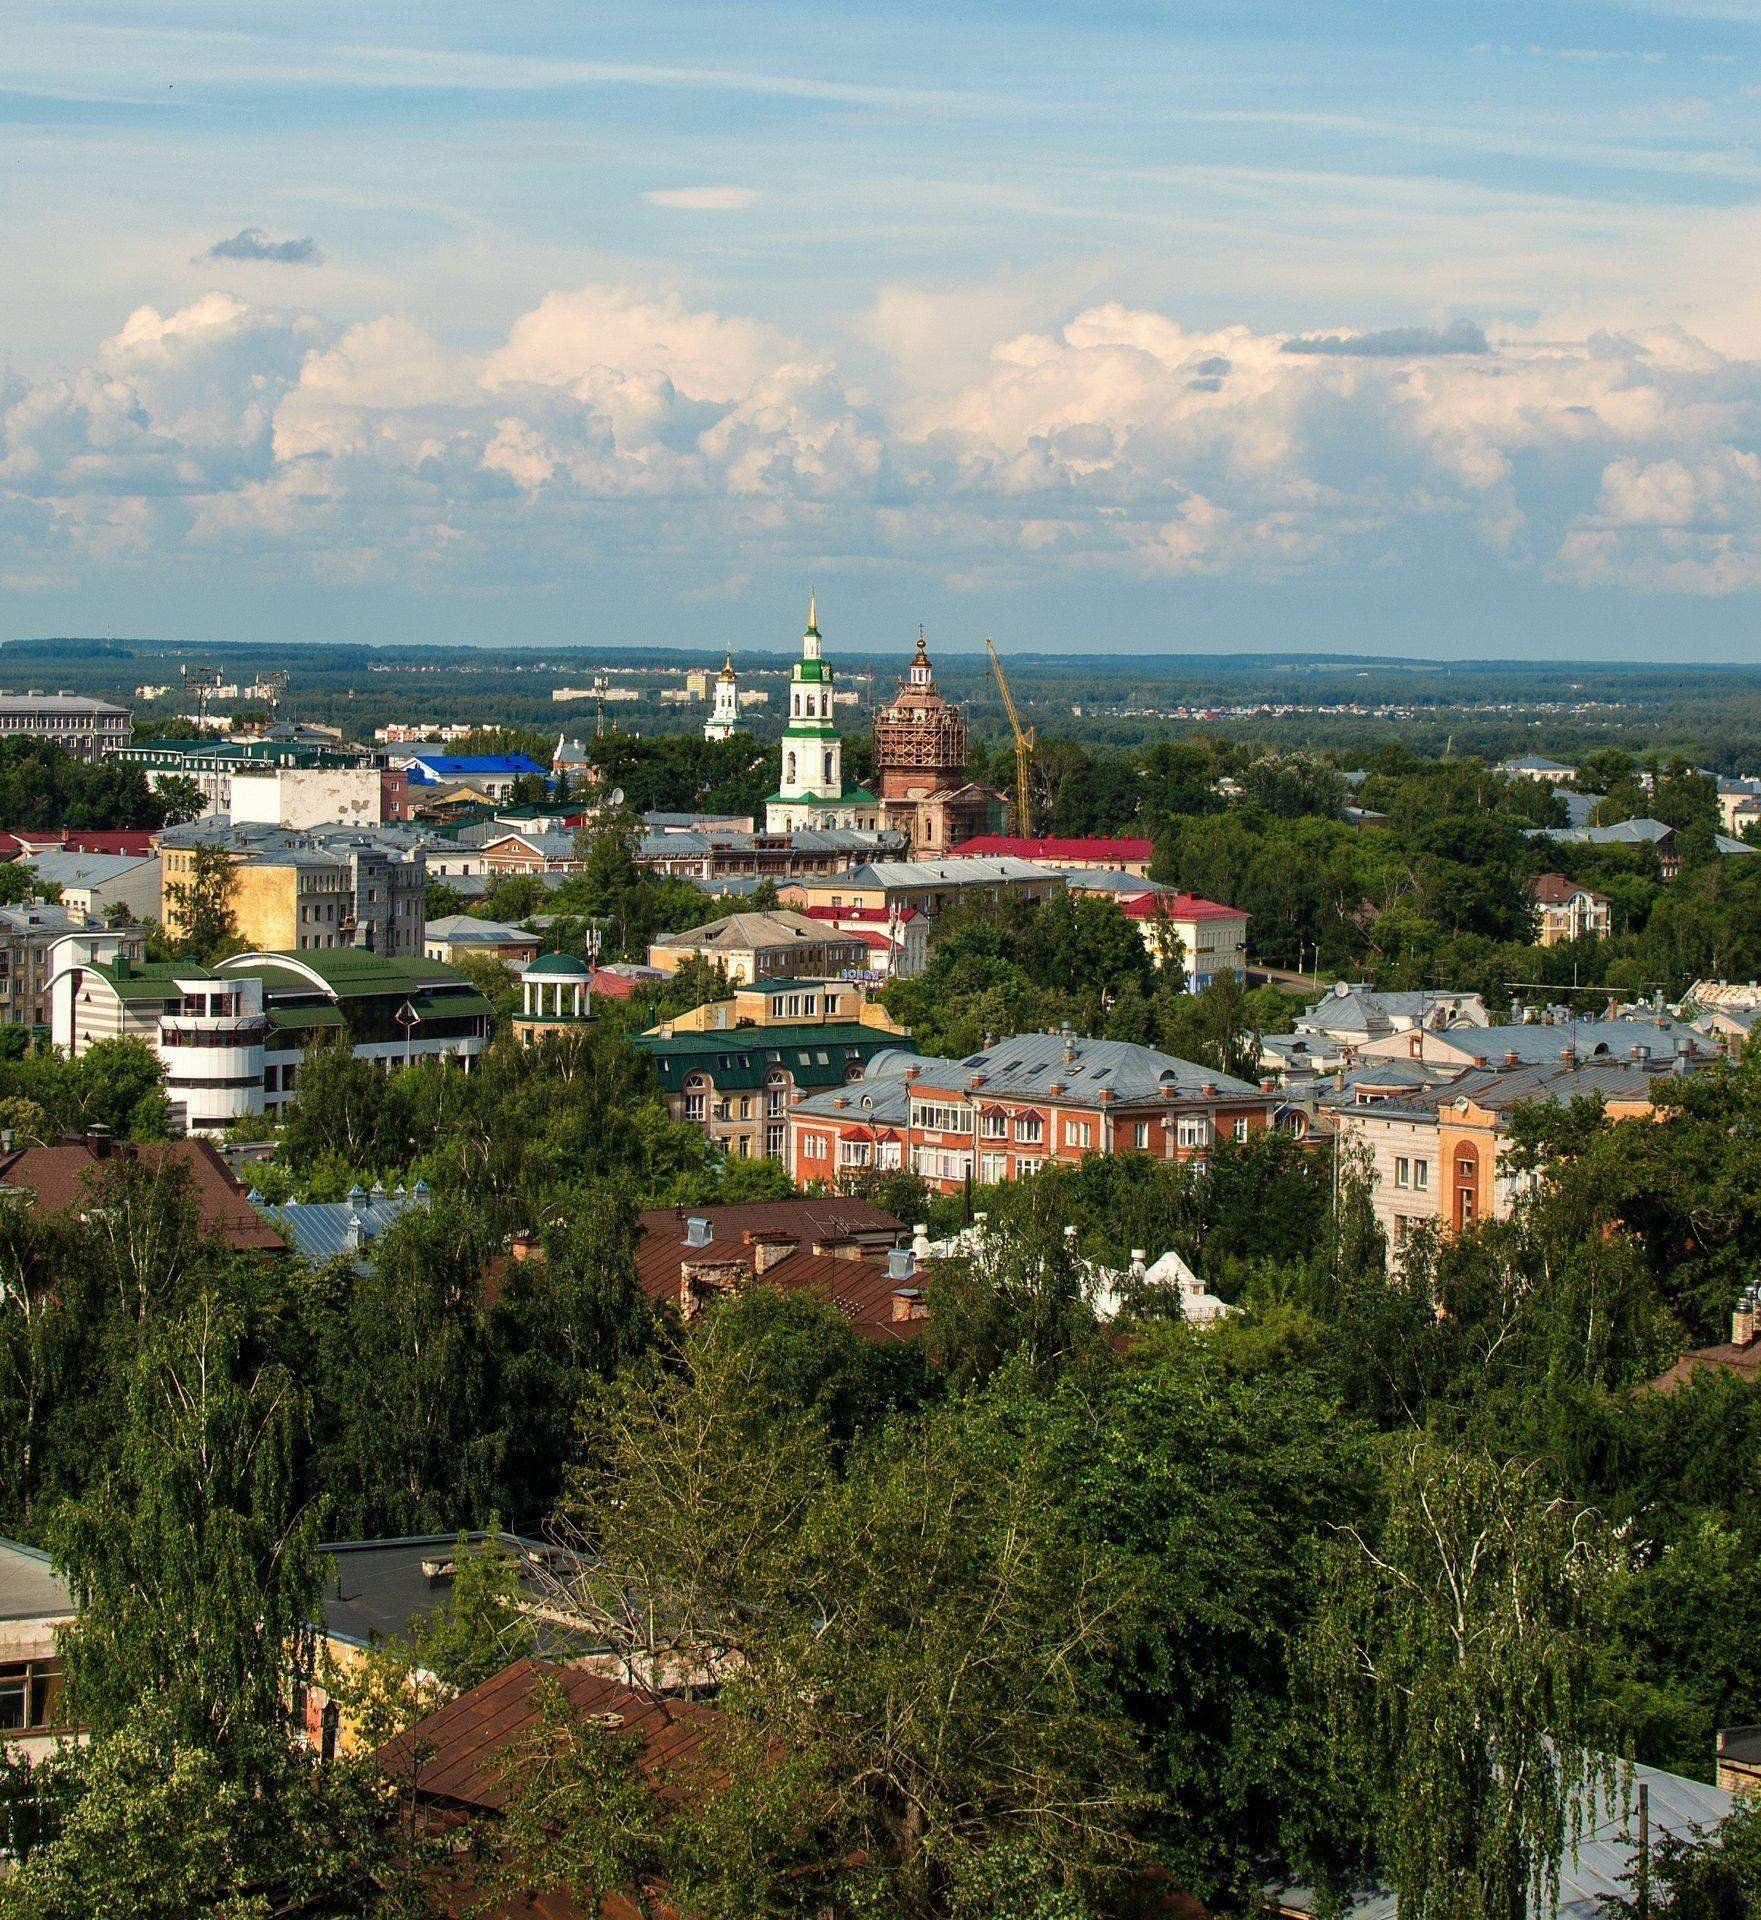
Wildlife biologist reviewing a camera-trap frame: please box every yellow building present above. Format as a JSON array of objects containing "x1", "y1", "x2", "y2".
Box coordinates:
[
  {"x1": 648, "y1": 976, "x2": 908, "y2": 1037},
  {"x1": 160, "y1": 825, "x2": 425, "y2": 956}
]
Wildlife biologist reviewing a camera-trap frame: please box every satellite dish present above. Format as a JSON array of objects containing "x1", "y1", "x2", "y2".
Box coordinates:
[{"x1": 609, "y1": 788, "x2": 625, "y2": 809}]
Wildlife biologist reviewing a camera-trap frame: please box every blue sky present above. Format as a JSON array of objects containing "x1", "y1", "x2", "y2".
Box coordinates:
[{"x1": 4, "y1": 1, "x2": 1761, "y2": 658}]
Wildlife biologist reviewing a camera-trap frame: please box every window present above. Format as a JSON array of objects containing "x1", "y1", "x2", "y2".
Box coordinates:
[
  {"x1": 910, "y1": 1101, "x2": 972, "y2": 1134},
  {"x1": 1413, "y1": 1158, "x2": 1429, "y2": 1191},
  {"x1": 979, "y1": 1110, "x2": 1007, "y2": 1139},
  {"x1": 1176, "y1": 1114, "x2": 1212, "y2": 1151},
  {"x1": 0, "y1": 1660, "x2": 57, "y2": 1733},
  {"x1": 1396, "y1": 1156, "x2": 1411, "y2": 1189},
  {"x1": 685, "y1": 1092, "x2": 707, "y2": 1122},
  {"x1": 1062, "y1": 1118, "x2": 1094, "y2": 1151},
  {"x1": 1014, "y1": 1112, "x2": 1044, "y2": 1145},
  {"x1": 1233, "y1": 1116, "x2": 1249, "y2": 1143},
  {"x1": 840, "y1": 1139, "x2": 873, "y2": 1167},
  {"x1": 980, "y1": 1152, "x2": 1008, "y2": 1184},
  {"x1": 1131, "y1": 1121, "x2": 1151, "y2": 1150}
]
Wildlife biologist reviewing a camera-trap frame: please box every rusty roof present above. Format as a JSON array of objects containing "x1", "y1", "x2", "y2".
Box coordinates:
[
  {"x1": 634, "y1": 1198, "x2": 902, "y2": 1300},
  {"x1": 0, "y1": 1137, "x2": 287, "y2": 1254}
]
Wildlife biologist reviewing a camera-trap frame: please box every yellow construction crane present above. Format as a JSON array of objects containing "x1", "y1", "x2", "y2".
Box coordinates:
[{"x1": 983, "y1": 635, "x2": 1035, "y2": 836}]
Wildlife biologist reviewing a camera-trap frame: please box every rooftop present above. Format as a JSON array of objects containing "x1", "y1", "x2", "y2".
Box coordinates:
[
  {"x1": 320, "y1": 1532, "x2": 574, "y2": 1652},
  {"x1": 948, "y1": 833, "x2": 1156, "y2": 863},
  {"x1": 914, "y1": 1030, "x2": 1264, "y2": 1106},
  {"x1": 0, "y1": 1136, "x2": 287, "y2": 1253},
  {"x1": 0, "y1": 1536, "x2": 74, "y2": 1624},
  {"x1": 633, "y1": 1022, "x2": 914, "y2": 1093},
  {"x1": 651, "y1": 909, "x2": 865, "y2": 953}
]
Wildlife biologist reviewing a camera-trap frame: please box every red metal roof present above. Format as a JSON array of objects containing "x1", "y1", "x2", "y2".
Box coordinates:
[
  {"x1": 0, "y1": 829, "x2": 157, "y2": 858},
  {"x1": 799, "y1": 903, "x2": 920, "y2": 924},
  {"x1": 1122, "y1": 892, "x2": 1246, "y2": 923},
  {"x1": 947, "y1": 834, "x2": 1155, "y2": 863},
  {"x1": 0, "y1": 1137, "x2": 286, "y2": 1253}
]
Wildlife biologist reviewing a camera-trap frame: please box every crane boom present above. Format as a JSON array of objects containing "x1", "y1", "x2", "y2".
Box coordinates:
[{"x1": 983, "y1": 635, "x2": 1035, "y2": 836}]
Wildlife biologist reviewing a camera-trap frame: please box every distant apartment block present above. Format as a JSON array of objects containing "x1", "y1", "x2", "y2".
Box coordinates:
[{"x1": 0, "y1": 691, "x2": 131, "y2": 761}]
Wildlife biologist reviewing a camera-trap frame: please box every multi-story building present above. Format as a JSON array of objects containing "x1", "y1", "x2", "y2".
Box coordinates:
[
  {"x1": 1331, "y1": 1051, "x2": 1705, "y2": 1262},
  {"x1": 872, "y1": 634, "x2": 1003, "y2": 856},
  {"x1": 48, "y1": 947, "x2": 491, "y2": 1133},
  {"x1": 647, "y1": 910, "x2": 871, "y2": 986},
  {"x1": 635, "y1": 825, "x2": 906, "y2": 884},
  {"x1": 1493, "y1": 754, "x2": 1576, "y2": 785},
  {"x1": 476, "y1": 830, "x2": 584, "y2": 876},
  {"x1": 1350, "y1": 1015, "x2": 1716, "y2": 1076},
  {"x1": 1530, "y1": 872, "x2": 1612, "y2": 945},
  {"x1": 780, "y1": 856, "x2": 1066, "y2": 924},
  {"x1": 229, "y1": 765, "x2": 386, "y2": 830},
  {"x1": 1121, "y1": 891, "x2": 1249, "y2": 988},
  {"x1": 110, "y1": 737, "x2": 372, "y2": 817},
  {"x1": 635, "y1": 1021, "x2": 913, "y2": 1160},
  {"x1": 20, "y1": 851, "x2": 162, "y2": 924},
  {"x1": 0, "y1": 691, "x2": 131, "y2": 761},
  {"x1": 647, "y1": 976, "x2": 907, "y2": 1037},
  {"x1": 0, "y1": 1536, "x2": 75, "y2": 1761},
  {"x1": 159, "y1": 822, "x2": 426, "y2": 957},
  {"x1": 0, "y1": 912, "x2": 143, "y2": 1027},
  {"x1": 396, "y1": 753, "x2": 548, "y2": 801},
  {"x1": 796, "y1": 904, "x2": 929, "y2": 980},
  {"x1": 423, "y1": 914, "x2": 544, "y2": 968},
  {"x1": 764, "y1": 598, "x2": 883, "y2": 834},
  {"x1": 790, "y1": 1030, "x2": 1270, "y2": 1193},
  {"x1": 949, "y1": 834, "x2": 1157, "y2": 877}
]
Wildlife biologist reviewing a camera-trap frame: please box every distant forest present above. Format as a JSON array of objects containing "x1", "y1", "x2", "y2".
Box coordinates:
[{"x1": 12, "y1": 634, "x2": 1761, "y2": 769}]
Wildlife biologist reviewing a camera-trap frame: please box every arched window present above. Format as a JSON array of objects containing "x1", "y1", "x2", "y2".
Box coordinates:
[
  {"x1": 1453, "y1": 1143, "x2": 1479, "y2": 1230},
  {"x1": 786, "y1": 751, "x2": 797, "y2": 783},
  {"x1": 823, "y1": 751, "x2": 834, "y2": 782}
]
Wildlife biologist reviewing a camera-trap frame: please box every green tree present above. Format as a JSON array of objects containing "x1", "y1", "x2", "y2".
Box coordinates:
[
  {"x1": 1307, "y1": 1441, "x2": 1616, "y2": 1920},
  {"x1": 163, "y1": 842, "x2": 238, "y2": 961}
]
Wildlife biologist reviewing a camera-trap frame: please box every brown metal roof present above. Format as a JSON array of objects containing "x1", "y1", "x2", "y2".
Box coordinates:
[
  {"x1": 763, "y1": 1249, "x2": 928, "y2": 1343},
  {"x1": 0, "y1": 1137, "x2": 287, "y2": 1254},
  {"x1": 1645, "y1": 1339, "x2": 1761, "y2": 1394},
  {"x1": 378, "y1": 1658, "x2": 719, "y2": 1818},
  {"x1": 633, "y1": 1198, "x2": 902, "y2": 1301}
]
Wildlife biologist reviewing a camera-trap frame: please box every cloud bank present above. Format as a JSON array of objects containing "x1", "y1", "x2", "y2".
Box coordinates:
[
  {"x1": 203, "y1": 228, "x2": 325, "y2": 267},
  {"x1": 4, "y1": 281, "x2": 1760, "y2": 603}
]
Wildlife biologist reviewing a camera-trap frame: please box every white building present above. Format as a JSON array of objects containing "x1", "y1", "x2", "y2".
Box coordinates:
[
  {"x1": 229, "y1": 766, "x2": 385, "y2": 830},
  {"x1": 22, "y1": 850, "x2": 161, "y2": 923},
  {"x1": 703, "y1": 654, "x2": 742, "y2": 742}
]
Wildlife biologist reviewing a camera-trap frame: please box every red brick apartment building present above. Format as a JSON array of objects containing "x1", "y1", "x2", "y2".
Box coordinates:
[{"x1": 789, "y1": 1029, "x2": 1271, "y2": 1192}]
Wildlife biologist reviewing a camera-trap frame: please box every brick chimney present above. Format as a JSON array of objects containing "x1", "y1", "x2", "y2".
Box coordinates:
[
  {"x1": 744, "y1": 1227, "x2": 797, "y2": 1276},
  {"x1": 1734, "y1": 1287, "x2": 1760, "y2": 1350}
]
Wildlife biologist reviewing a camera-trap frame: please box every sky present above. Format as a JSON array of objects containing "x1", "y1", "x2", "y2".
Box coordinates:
[{"x1": 4, "y1": 2, "x2": 1761, "y2": 660}]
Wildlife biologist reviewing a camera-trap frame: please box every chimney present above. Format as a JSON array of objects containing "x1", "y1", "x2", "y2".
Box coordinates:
[
  {"x1": 911, "y1": 1221, "x2": 932, "y2": 1260},
  {"x1": 87, "y1": 1123, "x2": 113, "y2": 1160},
  {"x1": 886, "y1": 1245, "x2": 916, "y2": 1282},
  {"x1": 1559, "y1": 1046, "x2": 1577, "y2": 1068},
  {"x1": 1061, "y1": 1025, "x2": 1078, "y2": 1065},
  {"x1": 684, "y1": 1215, "x2": 712, "y2": 1249},
  {"x1": 745, "y1": 1229, "x2": 797, "y2": 1275},
  {"x1": 1129, "y1": 1249, "x2": 1147, "y2": 1281},
  {"x1": 890, "y1": 1286, "x2": 927, "y2": 1324},
  {"x1": 1734, "y1": 1288, "x2": 1760, "y2": 1349}
]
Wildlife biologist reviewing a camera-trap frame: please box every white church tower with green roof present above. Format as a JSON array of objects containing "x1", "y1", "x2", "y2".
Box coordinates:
[{"x1": 764, "y1": 595, "x2": 882, "y2": 833}]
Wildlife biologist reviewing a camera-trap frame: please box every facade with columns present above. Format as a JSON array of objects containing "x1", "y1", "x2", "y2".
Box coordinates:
[
  {"x1": 511, "y1": 951, "x2": 594, "y2": 1044},
  {"x1": 764, "y1": 598, "x2": 882, "y2": 834},
  {"x1": 703, "y1": 654, "x2": 742, "y2": 742}
]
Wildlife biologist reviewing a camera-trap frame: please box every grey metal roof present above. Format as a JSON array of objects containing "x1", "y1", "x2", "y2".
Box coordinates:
[
  {"x1": 1417, "y1": 1019, "x2": 1714, "y2": 1067},
  {"x1": 915, "y1": 1031, "x2": 1264, "y2": 1106},
  {"x1": 652, "y1": 910, "x2": 860, "y2": 952},
  {"x1": 822, "y1": 856, "x2": 1063, "y2": 889},
  {"x1": 1280, "y1": 1757, "x2": 1734, "y2": 1919},
  {"x1": 0, "y1": 1535, "x2": 74, "y2": 1623},
  {"x1": 424, "y1": 914, "x2": 535, "y2": 945},
  {"x1": 247, "y1": 1186, "x2": 426, "y2": 1268},
  {"x1": 0, "y1": 903, "x2": 87, "y2": 935},
  {"x1": 23, "y1": 850, "x2": 157, "y2": 887},
  {"x1": 318, "y1": 1530, "x2": 585, "y2": 1653},
  {"x1": 0, "y1": 692, "x2": 128, "y2": 717},
  {"x1": 792, "y1": 1049, "x2": 918, "y2": 1125},
  {"x1": 1047, "y1": 867, "x2": 1166, "y2": 895}
]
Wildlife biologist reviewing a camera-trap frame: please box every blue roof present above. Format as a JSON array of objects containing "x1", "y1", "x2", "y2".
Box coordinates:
[
  {"x1": 247, "y1": 1185, "x2": 427, "y2": 1268},
  {"x1": 405, "y1": 754, "x2": 547, "y2": 782}
]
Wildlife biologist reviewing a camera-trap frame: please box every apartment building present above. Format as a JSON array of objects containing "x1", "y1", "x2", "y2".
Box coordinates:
[
  {"x1": 0, "y1": 911, "x2": 143, "y2": 1027},
  {"x1": 780, "y1": 856, "x2": 1066, "y2": 923},
  {"x1": 229, "y1": 765, "x2": 386, "y2": 830},
  {"x1": 160, "y1": 822, "x2": 426, "y2": 957},
  {"x1": 1121, "y1": 891, "x2": 1249, "y2": 988},
  {"x1": 634, "y1": 1022, "x2": 914, "y2": 1160},
  {"x1": 1530, "y1": 872, "x2": 1612, "y2": 945},
  {"x1": 648, "y1": 910, "x2": 870, "y2": 986},
  {"x1": 21, "y1": 850, "x2": 161, "y2": 923},
  {"x1": 111, "y1": 738, "x2": 372, "y2": 817},
  {"x1": 647, "y1": 976, "x2": 907, "y2": 1037},
  {"x1": 790, "y1": 1030, "x2": 1270, "y2": 1193},
  {"x1": 0, "y1": 691, "x2": 130, "y2": 761}
]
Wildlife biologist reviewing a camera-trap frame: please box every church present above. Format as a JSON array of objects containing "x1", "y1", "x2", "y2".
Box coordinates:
[
  {"x1": 873, "y1": 630, "x2": 1005, "y2": 857},
  {"x1": 764, "y1": 598, "x2": 883, "y2": 833}
]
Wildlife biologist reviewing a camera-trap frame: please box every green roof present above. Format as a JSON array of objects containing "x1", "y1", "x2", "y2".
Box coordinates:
[
  {"x1": 633, "y1": 1022, "x2": 915, "y2": 1095},
  {"x1": 221, "y1": 951, "x2": 468, "y2": 1001},
  {"x1": 411, "y1": 992, "x2": 494, "y2": 1020},
  {"x1": 762, "y1": 787, "x2": 879, "y2": 809},
  {"x1": 265, "y1": 1004, "x2": 347, "y2": 1034},
  {"x1": 793, "y1": 661, "x2": 831, "y2": 683},
  {"x1": 88, "y1": 958, "x2": 212, "y2": 1003},
  {"x1": 526, "y1": 952, "x2": 593, "y2": 977}
]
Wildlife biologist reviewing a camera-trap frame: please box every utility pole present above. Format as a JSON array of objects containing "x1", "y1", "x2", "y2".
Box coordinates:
[{"x1": 1636, "y1": 1779, "x2": 1650, "y2": 1919}]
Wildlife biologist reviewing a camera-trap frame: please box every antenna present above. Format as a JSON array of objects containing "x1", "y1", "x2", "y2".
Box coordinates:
[{"x1": 180, "y1": 664, "x2": 223, "y2": 732}]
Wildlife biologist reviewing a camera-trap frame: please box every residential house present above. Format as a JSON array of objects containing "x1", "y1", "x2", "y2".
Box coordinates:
[
  {"x1": 792, "y1": 1030, "x2": 1271, "y2": 1194},
  {"x1": 423, "y1": 914, "x2": 543, "y2": 967},
  {"x1": 160, "y1": 821, "x2": 426, "y2": 958},
  {"x1": 1258, "y1": 983, "x2": 1491, "y2": 1081},
  {"x1": 302, "y1": 1533, "x2": 581, "y2": 1759},
  {"x1": 779, "y1": 856, "x2": 1067, "y2": 923},
  {"x1": 635, "y1": 1022, "x2": 916, "y2": 1160},
  {"x1": 1530, "y1": 872, "x2": 1612, "y2": 945},
  {"x1": 0, "y1": 1134, "x2": 288, "y2": 1252},
  {"x1": 948, "y1": 833, "x2": 1156, "y2": 876},
  {"x1": 1332, "y1": 1050, "x2": 1708, "y2": 1261},
  {"x1": 1121, "y1": 891, "x2": 1250, "y2": 987},
  {"x1": 1527, "y1": 814, "x2": 1759, "y2": 877},
  {"x1": 1349, "y1": 1016, "x2": 1716, "y2": 1076},
  {"x1": 248, "y1": 1181, "x2": 428, "y2": 1269},
  {"x1": 796, "y1": 903, "x2": 929, "y2": 980},
  {"x1": 647, "y1": 910, "x2": 871, "y2": 986},
  {"x1": 632, "y1": 1198, "x2": 928, "y2": 1338},
  {"x1": 1492, "y1": 753, "x2": 1576, "y2": 784},
  {"x1": 22, "y1": 849, "x2": 161, "y2": 923},
  {"x1": 635, "y1": 825, "x2": 906, "y2": 884},
  {"x1": 648, "y1": 976, "x2": 907, "y2": 1038},
  {"x1": 0, "y1": 1537, "x2": 75, "y2": 1761},
  {"x1": 0, "y1": 910, "x2": 143, "y2": 1027},
  {"x1": 1645, "y1": 1286, "x2": 1761, "y2": 1395}
]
